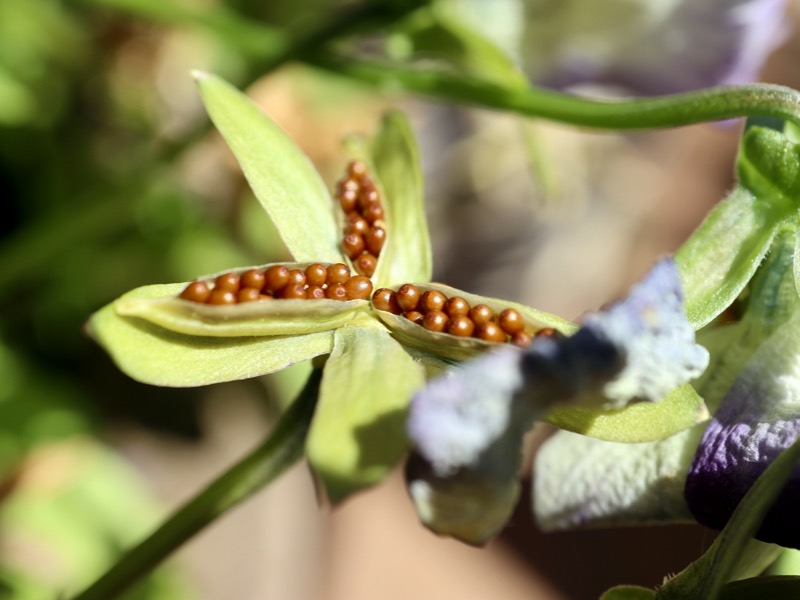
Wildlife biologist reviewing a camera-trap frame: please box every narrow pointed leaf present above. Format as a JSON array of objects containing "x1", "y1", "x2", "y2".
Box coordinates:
[
  {"x1": 347, "y1": 112, "x2": 432, "y2": 287},
  {"x1": 676, "y1": 187, "x2": 782, "y2": 329},
  {"x1": 306, "y1": 319, "x2": 425, "y2": 502},
  {"x1": 544, "y1": 383, "x2": 708, "y2": 443},
  {"x1": 194, "y1": 72, "x2": 341, "y2": 263},
  {"x1": 87, "y1": 284, "x2": 333, "y2": 387}
]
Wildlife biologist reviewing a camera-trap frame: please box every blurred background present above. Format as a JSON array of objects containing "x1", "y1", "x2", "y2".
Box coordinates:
[{"x1": 2, "y1": 0, "x2": 800, "y2": 598}]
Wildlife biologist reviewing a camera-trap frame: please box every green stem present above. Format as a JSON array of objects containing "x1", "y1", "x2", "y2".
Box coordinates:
[
  {"x1": 309, "y1": 56, "x2": 800, "y2": 130},
  {"x1": 69, "y1": 370, "x2": 321, "y2": 600}
]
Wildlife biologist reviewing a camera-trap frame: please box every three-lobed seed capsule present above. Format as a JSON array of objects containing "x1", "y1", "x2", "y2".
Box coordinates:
[
  {"x1": 179, "y1": 263, "x2": 374, "y2": 305},
  {"x1": 371, "y1": 284, "x2": 557, "y2": 347}
]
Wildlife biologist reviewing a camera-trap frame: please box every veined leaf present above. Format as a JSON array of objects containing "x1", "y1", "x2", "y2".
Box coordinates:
[
  {"x1": 306, "y1": 318, "x2": 425, "y2": 503},
  {"x1": 195, "y1": 72, "x2": 342, "y2": 264}
]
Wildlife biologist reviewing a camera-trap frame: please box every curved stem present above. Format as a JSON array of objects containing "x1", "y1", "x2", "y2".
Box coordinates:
[
  {"x1": 69, "y1": 370, "x2": 321, "y2": 600},
  {"x1": 309, "y1": 56, "x2": 800, "y2": 130}
]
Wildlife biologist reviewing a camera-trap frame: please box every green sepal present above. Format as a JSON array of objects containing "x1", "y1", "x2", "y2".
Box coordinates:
[
  {"x1": 194, "y1": 72, "x2": 341, "y2": 263},
  {"x1": 372, "y1": 282, "x2": 576, "y2": 361},
  {"x1": 677, "y1": 187, "x2": 781, "y2": 329},
  {"x1": 87, "y1": 284, "x2": 334, "y2": 387},
  {"x1": 600, "y1": 586, "x2": 655, "y2": 600},
  {"x1": 737, "y1": 126, "x2": 800, "y2": 215},
  {"x1": 115, "y1": 263, "x2": 366, "y2": 337},
  {"x1": 544, "y1": 383, "x2": 709, "y2": 443},
  {"x1": 346, "y1": 112, "x2": 432, "y2": 287},
  {"x1": 656, "y1": 437, "x2": 800, "y2": 599},
  {"x1": 306, "y1": 318, "x2": 425, "y2": 503}
]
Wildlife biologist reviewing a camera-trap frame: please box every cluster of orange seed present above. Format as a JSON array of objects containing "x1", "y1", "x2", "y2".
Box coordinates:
[
  {"x1": 372, "y1": 284, "x2": 560, "y2": 347},
  {"x1": 178, "y1": 263, "x2": 373, "y2": 304},
  {"x1": 336, "y1": 161, "x2": 386, "y2": 278}
]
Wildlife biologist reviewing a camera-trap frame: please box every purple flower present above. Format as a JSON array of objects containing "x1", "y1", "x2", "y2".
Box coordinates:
[{"x1": 461, "y1": 0, "x2": 790, "y2": 94}]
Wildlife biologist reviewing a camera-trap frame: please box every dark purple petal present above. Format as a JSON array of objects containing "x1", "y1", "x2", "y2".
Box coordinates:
[{"x1": 686, "y1": 313, "x2": 800, "y2": 548}]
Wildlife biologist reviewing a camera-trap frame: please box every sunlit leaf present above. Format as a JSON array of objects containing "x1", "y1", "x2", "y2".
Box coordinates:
[
  {"x1": 194, "y1": 72, "x2": 342, "y2": 264},
  {"x1": 677, "y1": 187, "x2": 782, "y2": 329},
  {"x1": 544, "y1": 383, "x2": 708, "y2": 443},
  {"x1": 87, "y1": 284, "x2": 334, "y2": 387},
  {"x1": 306, "y1": 318, "x2": 425, "y2": 503}
]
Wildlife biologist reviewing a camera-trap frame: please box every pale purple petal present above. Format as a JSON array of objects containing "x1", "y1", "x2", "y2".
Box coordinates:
[{"x1": 531, "y1": 0, "x2": 789, "y2": 95}]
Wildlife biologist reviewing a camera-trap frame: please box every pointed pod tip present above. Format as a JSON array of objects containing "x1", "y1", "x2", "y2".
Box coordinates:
[{"x1": 191, "y1": 69, "x2": 212, "y2": 83}]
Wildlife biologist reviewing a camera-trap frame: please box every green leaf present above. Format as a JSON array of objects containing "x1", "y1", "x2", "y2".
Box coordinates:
[
  {"x1": 600, "y1": 586, "x2": 656, "y2": 600},
  {"x1": 194, "y1": 72, "x2": 342, "y2": 264},
  {"x1": 346, "y1": 112, "x2": 432, "y2": 287},
  {"x1": 87, "y1": 284, "x2": 334, "y2": 387},
  {"x1": 677, "y1": 187, "x2": 782, "y2": 329},
  {"x1": 390, "y1": 4, "x2": 526, "y2": 87},
  {"x1": 656, "y1": 437, "x2": 800, "y2": 599},
  {"x1": 544, "y1": 383, "x2": 709, "y2": 443},
  {"x1": 306, "y1": 318, "x2": 425, "y2": 503}
]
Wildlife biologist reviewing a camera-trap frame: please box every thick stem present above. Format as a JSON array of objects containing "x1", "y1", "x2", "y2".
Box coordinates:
[
  {"x1": 308, "y1": 56, "x2": 800, "y2": 130},
  {"x1": 69, "y1": 370, "x2": 321, "y2": 600}
]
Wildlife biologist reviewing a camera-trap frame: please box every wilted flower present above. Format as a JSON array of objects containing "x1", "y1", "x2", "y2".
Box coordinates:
[{"x1": 406, "y1": 258, "x2": 709, "y2": 544}]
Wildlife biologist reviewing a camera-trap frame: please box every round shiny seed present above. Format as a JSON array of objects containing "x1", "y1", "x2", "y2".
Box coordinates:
[
  {"x1": 241, "y1": 269, "x2": 265, "y2": 291},
  {"x1": 326, "y1": 283, "x2": 348, "y2": 301},
  {"x1": 535, "y1": 327, "x2": 563, "y2": 339},
  {"x1": 307, "y1": 285, "x2": 326, "y2": 299},
  {"x1": 358, "y1": 188, "x2": 380, "y2": 210},
  {"x1": 179, "y1": 281, "x2": 211, "y2": 303},
  {"x1": 362, "y1": 203, "x2": 384, "y2": 224},
  {"x1": 263, "y1": 265, "x2": 290, "y2": 293},
  {"x1": 372, "y1": 288, "x2": 401, "y2": 314},
  {"x1": 444, "y1": 296, "x2": 470, "y2": 318},
  {"x1": 422, "y1": 310, "x2": 449, "y2": 333},
  {"x1": 498, "y1": 308, "x2": 525, "y2": 335},
  {"x1": 237, "y1": 287, "x2": 261, "y2": 303},
  {"x1": 396, "y1": 284, "x2": 421, "y2": 312},
  {"x1": 305, "y1": 263, "x2": 328, "y2": 287},
  {"x1": 469, "y1": 304, "x2": 494, "y2": 326},
  {"x1": 355, "y1": 253, "x2": 377, "y2": 277},
  {"x1": 365, "y1": 226, "x2": 386, "y2": 256},
  {"x1": 327, "y1": 263, "x2": 351, "y2": 284},
  {"x1": 345, "y1": 212, "x2": 370, "y2": 235},
  {"x1": 215, "y1": 272, "x2": 241, "y2": 293},
  {"x1": 280, "y1": 284, "x2": 307, "y2": 299},
  {"x1": 419, "y1": 290, "x2": 447, "y2": 313},
  {"x1": 343, "y1": 233, "x2": 366, "y2": 259},
  {"x1": 511, "y1": 331, "x2": 532, "y2": 348},
  {"x1": 208, "y1": 290, "x2": 237, "y2": 305},
  {"x1": 286, "y1": 269, "x2": 307, "y2": 287},
  {"x1": 347, "y1": 160, "x2": 367, "y2": 179},
  {"x1": 447, "y1": 315, "x2": 475, "y2": 337},
  {"x1": 404, "y1": 310, "x2": 424, "y2": 325},
  {"x1": 338, "y1": 178, "x2": 359, "y2": 194},
  {"x1": 339, "y1": 188, "x2": 358, "y2": 212},
  {"x1": 345, "y1": 275, "x2": 374, "y2": 300},
  {"x1": 477, "y1": 321, "x2": 507, "y2": 343},
  {"x1": 259, "y1": 293, "x2": 274, "y2": 300}
]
